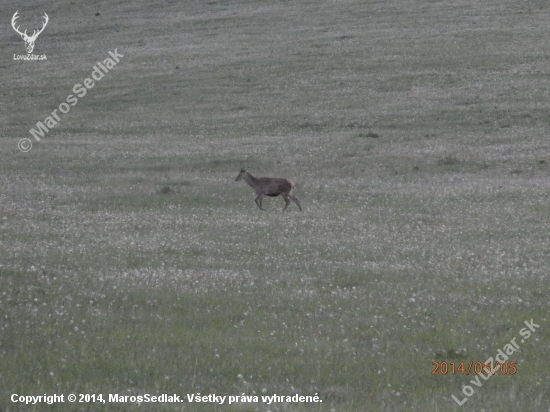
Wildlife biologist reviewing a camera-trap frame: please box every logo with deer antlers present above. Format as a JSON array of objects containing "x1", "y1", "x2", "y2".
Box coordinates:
[{"x1": 11, "y1": 11, "x2": 49, "y2": 54}]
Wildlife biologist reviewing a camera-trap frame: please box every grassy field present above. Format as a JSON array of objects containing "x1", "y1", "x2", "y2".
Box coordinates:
[{"x1": 1, "y1": 0, "x2": 550, "y2": 410}]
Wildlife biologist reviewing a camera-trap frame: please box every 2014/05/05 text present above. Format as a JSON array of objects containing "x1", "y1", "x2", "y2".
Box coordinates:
[{"x1": 432, "y1": 361, "x2": 517, "y2": 375}]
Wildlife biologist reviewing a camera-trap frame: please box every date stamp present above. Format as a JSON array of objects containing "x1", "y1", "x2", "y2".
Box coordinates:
[
  {"x1": 432, "y1": 361, "x2": 517, "y2": 375},
  {"x1": 450, "y1": 318, "x2": 540, "y2": 406}
]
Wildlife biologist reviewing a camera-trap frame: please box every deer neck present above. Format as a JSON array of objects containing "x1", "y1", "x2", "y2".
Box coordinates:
[{"x1": 243, "y1": 172, "x2": 260, "y2": 189}]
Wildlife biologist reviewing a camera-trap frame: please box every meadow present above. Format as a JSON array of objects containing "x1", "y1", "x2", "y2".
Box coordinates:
[{"x1": 1, "y1": 0, "x2": 550, "y2": 410}]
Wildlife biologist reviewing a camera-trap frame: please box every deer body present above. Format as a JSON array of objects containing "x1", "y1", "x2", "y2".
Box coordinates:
[{"x1": 235, "y1": 168, "x2": 302, "y2": 211}]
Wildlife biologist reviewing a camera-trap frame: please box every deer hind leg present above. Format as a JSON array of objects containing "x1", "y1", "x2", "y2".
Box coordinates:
[
  {"x1": 282, "y1": 194, "x2": 291, "y2": 211},
  {"x1": 288, "y1": 194, "x2": 302, "y2": 211},
  {"x1": 255, "y1": 194, "x2": 265, "y2": 210}
]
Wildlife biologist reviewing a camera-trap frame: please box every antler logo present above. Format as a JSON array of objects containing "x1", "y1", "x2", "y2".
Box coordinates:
[{"x1": 11, "y1": 11, "x2": 49, "y2": 54}]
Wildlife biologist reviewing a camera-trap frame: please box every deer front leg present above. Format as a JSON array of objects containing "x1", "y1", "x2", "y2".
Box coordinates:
[
  {"x1": 282, "y1": 194, "x2": 291, "y2": 211},
  {"x1": 255, "y1": 194, "x2": 265, "y2": 210},
  {"x1": 289, "y1": 194, "x2": 302, "y2": 211}
]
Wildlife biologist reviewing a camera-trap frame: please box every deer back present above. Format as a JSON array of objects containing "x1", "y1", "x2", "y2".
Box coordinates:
[{"x1": 255, "y1": 177, "x2": 293, "y2": 196}]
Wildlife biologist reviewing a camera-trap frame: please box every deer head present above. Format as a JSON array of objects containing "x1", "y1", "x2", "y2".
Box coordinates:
[
  {"x1": 235, "y1": 167, "x2": 248, "y2": 181},
  {"x1": 12, "y1": 11, "x2": 49, "y2": 54}
]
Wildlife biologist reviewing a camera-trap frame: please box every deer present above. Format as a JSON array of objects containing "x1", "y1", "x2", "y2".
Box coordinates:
[
  {"x1": 235, "y1": 168, "x2": 302, "y2": 211},
  {"x1": 11, "y1": 11, "x2": 49, "y2": 54}
]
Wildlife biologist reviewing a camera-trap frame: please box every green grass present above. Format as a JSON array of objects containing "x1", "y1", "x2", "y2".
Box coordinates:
[{"x1": 2, "y1": 0, "x2": 550, "y2": 410}]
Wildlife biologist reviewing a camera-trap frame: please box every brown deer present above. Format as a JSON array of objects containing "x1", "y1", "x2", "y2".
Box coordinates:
[{"x1": 235, "y1": 168, "x2": 302, "y2": 211}]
